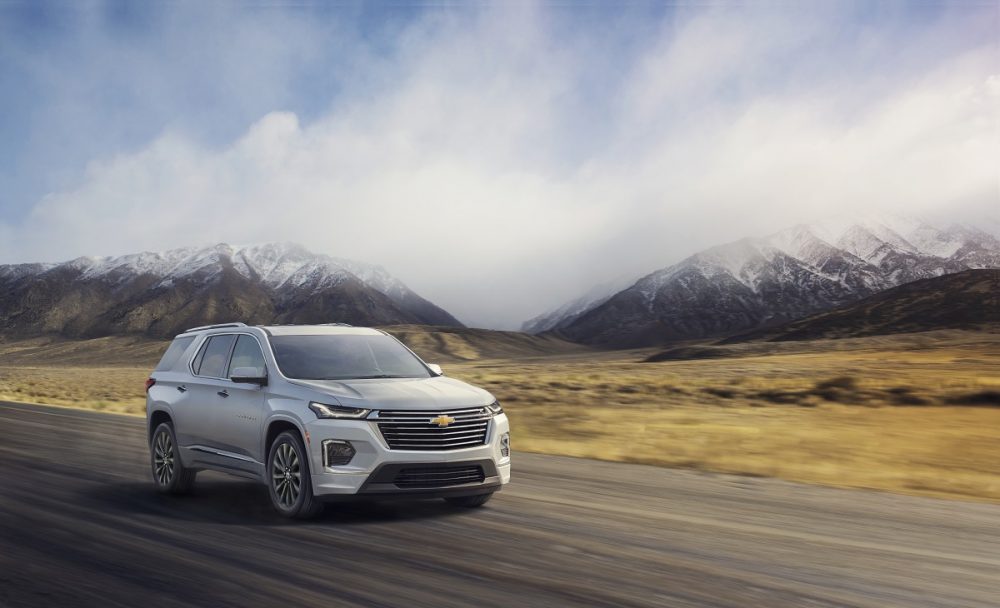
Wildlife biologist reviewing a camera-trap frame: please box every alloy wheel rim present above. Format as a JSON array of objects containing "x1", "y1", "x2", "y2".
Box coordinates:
[
  {"x1": 153, "y1": 430, "x2": 175, "y2": 486},
  {"x1": 271, "y1": 442, "x2": 301, "y2": 508}
]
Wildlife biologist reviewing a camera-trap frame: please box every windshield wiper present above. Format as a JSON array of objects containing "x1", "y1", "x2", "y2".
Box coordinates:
[{"x1": 351, "y1": 374, "x2": 404, "y2": 379}]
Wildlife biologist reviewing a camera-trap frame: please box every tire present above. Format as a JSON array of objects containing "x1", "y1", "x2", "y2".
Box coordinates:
[
  {"x1": 444, "y1": 492, "x2": 494, "y2": 508},
  {"x1": 150, "y1": 422, "x2": 196, "y2": 494},
  {"x1": 267, "y1": 431, "x2": 323, "y2": 519}
]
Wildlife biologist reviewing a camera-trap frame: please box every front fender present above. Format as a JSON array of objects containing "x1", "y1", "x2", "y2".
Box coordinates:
[{"x1": 259, "y1": 410, "x2": 310, "y2": 462}]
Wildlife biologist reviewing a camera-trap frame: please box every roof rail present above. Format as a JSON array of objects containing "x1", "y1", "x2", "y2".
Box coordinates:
[
  {"x1": 319, "y1": 323, "x2": 353, "y2": 327},
  {"x1": 181, "y1": 322, "x2": 249, "y2": 333}
]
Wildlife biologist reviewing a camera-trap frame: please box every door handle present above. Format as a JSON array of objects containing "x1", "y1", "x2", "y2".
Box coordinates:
[
  {"x1": 217, "y1": 389, "x2": 229, "y2": 398},
  {"x1": 176, "y1": 385, "x2": 187, "y2": 393}
]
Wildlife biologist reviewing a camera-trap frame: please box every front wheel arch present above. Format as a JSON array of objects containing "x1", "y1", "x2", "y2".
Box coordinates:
[{"x1": 263, "y1": 418, "x2": 306, "y2": 461}]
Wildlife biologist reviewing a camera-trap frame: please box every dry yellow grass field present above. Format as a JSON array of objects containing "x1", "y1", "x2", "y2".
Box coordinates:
[{"x1": 1, "y1": 330, "x2": 998, "y2": 501}]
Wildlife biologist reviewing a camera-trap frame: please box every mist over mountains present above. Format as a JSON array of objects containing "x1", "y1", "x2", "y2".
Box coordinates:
[
  {"x1": 522, "y1": 276, "x2": 638, "y2": 335},
  {"x1": 535, "y1": 216, "x2": 1000, "y2": 347},
  {"x1": 1, "y1": 215, "x2": 996, "y2": 345},
  {"x1": 0, "y1": 243, "x2": 460, "y2": 338}
]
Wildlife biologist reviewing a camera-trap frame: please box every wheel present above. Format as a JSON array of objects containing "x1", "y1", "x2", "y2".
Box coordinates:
[
  {"x1": 267, "y1": 431, "x2": 323, "y2": 519},
  {"x1": 150, "y1": 422, "x2": 196, "y2": 494},
  {"x1": 444, "y1": 492, "x2": 494, "y2": 508}
]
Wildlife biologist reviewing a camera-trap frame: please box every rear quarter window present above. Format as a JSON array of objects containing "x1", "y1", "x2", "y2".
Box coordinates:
[{"x1": 154, "y1": 336, "x2": 195, "y2": 372}]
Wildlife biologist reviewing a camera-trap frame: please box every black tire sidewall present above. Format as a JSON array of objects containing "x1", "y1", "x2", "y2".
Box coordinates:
[
  {"x1": 267, "y1": 431, "x2": 314, "y2": 517},
  {"x1": 151, "y1": 422, "x2": 182, "y2": 493}
]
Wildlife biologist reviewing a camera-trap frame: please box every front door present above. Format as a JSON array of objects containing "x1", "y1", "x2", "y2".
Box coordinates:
[{"x1": 213, "y1": 334, "x2": 268, "y2": 468}]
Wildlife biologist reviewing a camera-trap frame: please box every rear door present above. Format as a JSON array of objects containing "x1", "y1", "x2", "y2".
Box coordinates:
[{"x1": 177, "y1": 334, "x2": 237, "y2": 454}]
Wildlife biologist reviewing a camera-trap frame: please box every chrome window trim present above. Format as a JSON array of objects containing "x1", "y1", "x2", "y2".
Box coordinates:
[{"x1": 187, "y1": 332, "x2": 269, "y2": 381}]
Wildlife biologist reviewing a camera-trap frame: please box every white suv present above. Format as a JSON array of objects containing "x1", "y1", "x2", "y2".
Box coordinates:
[{"x1": 145, "y1": 323, "x2": 511, "y2": 518}]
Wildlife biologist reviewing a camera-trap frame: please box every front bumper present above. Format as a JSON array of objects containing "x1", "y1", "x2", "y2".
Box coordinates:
[{"x1": 305, "y1": 412, "x2": 511, "y2": 498}]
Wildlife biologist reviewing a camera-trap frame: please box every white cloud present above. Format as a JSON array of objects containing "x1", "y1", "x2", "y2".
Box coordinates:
[{"x1": 2, "y1": 4, "x2": 997, "y2": 328}]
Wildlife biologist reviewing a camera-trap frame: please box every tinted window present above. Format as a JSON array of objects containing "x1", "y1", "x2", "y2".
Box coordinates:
[
  {"x1": 155, "y1": 336, "x2": 195, "y2": 372},
  {"x1": 191, "y1": 342, "x2": 207, "y2": 374},
  {"x1": 269, "y1": 334, "x2": 430, "y2": 380},
  {"x1": 227, "y1": 335, "x2": 266, "y2": 377},
  {"x1": 194, "y1": 335, "x2": 236, "y2": 378}
]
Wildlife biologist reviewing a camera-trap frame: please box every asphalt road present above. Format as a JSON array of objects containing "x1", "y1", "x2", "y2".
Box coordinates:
[{"x1": 1, "y1": 402, "x2": 998, "y2": 608}]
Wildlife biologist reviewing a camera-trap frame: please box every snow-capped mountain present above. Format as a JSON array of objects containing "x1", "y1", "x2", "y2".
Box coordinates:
[
  {"x1": 0, "y1": 243, "x2": 461, "y2": 338},
  {"x1": 521, "y1": 275, "x2": 637, "y2": 334},
  {"x1": 542, "y1": 215, "x2": 1000, "y2": 347}
]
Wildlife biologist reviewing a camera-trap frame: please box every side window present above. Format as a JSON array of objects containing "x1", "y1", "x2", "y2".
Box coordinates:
[
  {"x1": 194, "y1": 335, "x2": 237, "y2": 378},
  {"x1": 227, "y1": 335, "x2": 266, "y2": 377},
  {"x1": 155, "y1": 336, "x2": 195, "y2": 372},
  {"x1": 191, "y1": 341, "x2": 207, "y2": 374}
]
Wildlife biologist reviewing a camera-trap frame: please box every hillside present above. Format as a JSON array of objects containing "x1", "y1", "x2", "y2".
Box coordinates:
[
  {"x1": 0, "y1": 243, "x2": 461, "y2": 339},
  {"x1": 382, "y1": 325, "x2": 589, "y2": 363},
  {"x1": 0, "y1": 324, "x2": 586, "y2": 368},
  {"x1": 726, "y1": 269, "x2": 1000, "y2": 342}
]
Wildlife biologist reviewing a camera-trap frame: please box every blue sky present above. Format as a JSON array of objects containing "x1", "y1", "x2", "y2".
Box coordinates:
[
  {"x1": 0, "y1": 1, "x2": 996, "y2": 327},
  {"x1": 0, "y1": 1, "x2": 667, "y2": 220}
]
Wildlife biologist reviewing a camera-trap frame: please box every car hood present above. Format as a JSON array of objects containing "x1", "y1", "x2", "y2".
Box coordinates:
[{"x1": 288, "y1": 375, "x2": 494, "y2": 411}]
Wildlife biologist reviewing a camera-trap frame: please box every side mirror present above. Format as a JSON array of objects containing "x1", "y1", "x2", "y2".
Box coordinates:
[
  {"x1": 427, "y1": 363, "x2": 443, "y2": 376},
  {"x1": 230, "y1": 367, "x2": 268, "y2": 385}
]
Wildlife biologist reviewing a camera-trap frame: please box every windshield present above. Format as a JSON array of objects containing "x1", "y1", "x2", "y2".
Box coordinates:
[{"x1": 268, "y1": 334, "x2": 431, "y2": 380}]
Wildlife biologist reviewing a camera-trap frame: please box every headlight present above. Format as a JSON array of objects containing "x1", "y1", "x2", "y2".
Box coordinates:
[
  {"x1": 486, "y1": 400, "x2": 503, "y2": 416},
  {"x1": 309, "y1": 402, "x2": 371, "y2": 419}
]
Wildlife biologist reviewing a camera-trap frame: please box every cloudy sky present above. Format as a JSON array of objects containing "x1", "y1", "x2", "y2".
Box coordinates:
[{"x1": 0, "y1": 1, "x2": 996, "y2": 328}]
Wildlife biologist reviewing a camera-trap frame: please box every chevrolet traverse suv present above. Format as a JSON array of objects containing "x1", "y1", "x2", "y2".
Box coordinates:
[{"x1": 145, "y1": 323, "x2": 510, "y2": 518}]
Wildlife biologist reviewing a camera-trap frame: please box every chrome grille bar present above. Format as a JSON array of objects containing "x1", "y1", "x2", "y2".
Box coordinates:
[{"x1": 375, "y1": 407, "x2": 491, "y2": 451}]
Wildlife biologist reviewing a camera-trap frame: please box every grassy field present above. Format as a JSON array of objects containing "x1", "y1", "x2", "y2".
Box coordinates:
[{"x1": 1, "y1": 330, "x2": 998, "y2": 502}]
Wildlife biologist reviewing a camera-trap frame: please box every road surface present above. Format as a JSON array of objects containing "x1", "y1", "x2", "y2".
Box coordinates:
[{"x1": 1, "y1": 401, "x2": 998, "y2": 607}]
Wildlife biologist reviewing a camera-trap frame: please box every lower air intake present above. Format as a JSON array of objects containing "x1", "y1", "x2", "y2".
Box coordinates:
[{"x1": 393, "y1": 465, "x2": 485, "y2": 489}]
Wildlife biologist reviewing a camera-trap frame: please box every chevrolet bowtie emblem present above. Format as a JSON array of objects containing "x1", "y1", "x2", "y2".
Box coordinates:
[{"x1": 430, "y1": 415, "x2": 456, "y2": 428}]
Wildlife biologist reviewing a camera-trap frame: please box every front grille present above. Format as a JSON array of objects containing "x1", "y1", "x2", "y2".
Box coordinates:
[
  {"x1": 394, "y1": 465, "x2": 485, "y2": 489},
  {"x1": 376, "y1": 407, "x2": 491, "y2": 451}
]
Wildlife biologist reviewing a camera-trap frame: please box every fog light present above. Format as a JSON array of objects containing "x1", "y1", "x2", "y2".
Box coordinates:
[
  {"x1": 322, "y1": 440, "x2": 356, "y2": 467},
  {"x1": 500, "y1": 433, "x2": 510, "y2": 458}
]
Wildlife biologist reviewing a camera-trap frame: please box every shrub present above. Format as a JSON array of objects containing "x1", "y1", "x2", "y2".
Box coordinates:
[
  {"x1": 946, "y1": 391, "x2": 1000, "y2": 407},
  {"x1": 701, "y1": 387, "x2": 737, "y2": 399}
]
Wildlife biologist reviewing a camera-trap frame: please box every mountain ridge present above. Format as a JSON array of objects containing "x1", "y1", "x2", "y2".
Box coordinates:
[
  {"x1": 0, "y1": 242, "x2": 462, "y2": 338},
  {"x1": 723, "y1": 269, "x2": 1000, "y2": 343},
  {"x1": 543, "y1": 215, "x2": 999, "y2": 348}
]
